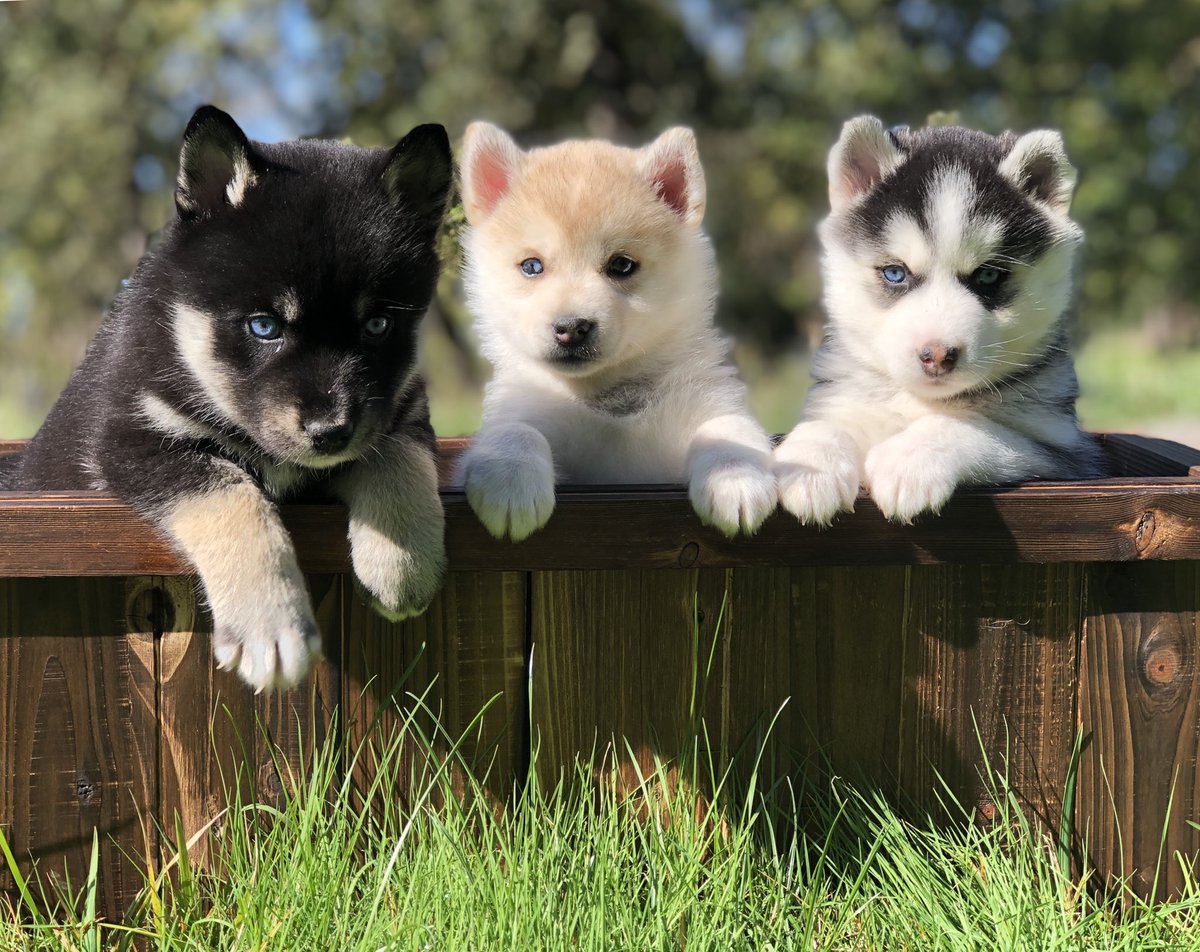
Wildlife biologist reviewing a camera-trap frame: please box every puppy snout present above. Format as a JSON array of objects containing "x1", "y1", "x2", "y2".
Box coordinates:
[
  {"x1": 552, "y1": 317, "x2": 595, "y2": 349},
  {"x1": 303, "y1": 415, "x2": 355, "y2": 454},
  {"x1": 918, "y1": 343, "x2": 961, "y2": 378}
]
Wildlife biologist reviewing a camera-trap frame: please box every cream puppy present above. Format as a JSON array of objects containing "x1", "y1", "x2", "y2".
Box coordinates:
[{"x1": 456, "y1": 123, "x2": 776, "y2": 540}]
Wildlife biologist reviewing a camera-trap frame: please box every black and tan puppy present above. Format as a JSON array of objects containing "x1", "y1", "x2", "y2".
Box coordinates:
[{"x1": 4, "y1": 106, "x2": 453, "y2": 690}]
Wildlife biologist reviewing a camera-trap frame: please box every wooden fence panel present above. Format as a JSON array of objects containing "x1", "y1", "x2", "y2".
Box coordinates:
[
  {"x1": 897, "y1": 564, "x2": 1082, "y2": 828},
  {"x1": 0, "y1": 578, "x2": 157, "y2": 921},
  {"x1": 1079, "y1": 562, "x2": 1200, "y2": 899}
]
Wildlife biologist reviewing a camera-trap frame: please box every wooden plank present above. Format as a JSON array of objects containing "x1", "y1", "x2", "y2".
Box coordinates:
[
  {"x1": 2, "y1": 478, "x2": 1200, "y2": 576},
  {"x1": 1078, "y1": 562, "x2": 1200, "y2": 899},
  {"x1": 156, "y1": 575, "x2": 341, "y2": 866},
  {"x1": 715, "y1": 566, "x2": 910, "y2": 799},
  {"x1": 530, "y1": 568, "x2": 728, "y2": 794},
  {"x1": 0, "y1": 578, "x2": 157, "y2": 922},
  {"x1": 897, "y1": 564, "x2": 1082, "y2": 830},
  {"x1": 1101, "y1": 433, "x2": 1200, "y2": 478},
  {"x1": 341, "y1": 571, "x2": 528, "y2": 805}
]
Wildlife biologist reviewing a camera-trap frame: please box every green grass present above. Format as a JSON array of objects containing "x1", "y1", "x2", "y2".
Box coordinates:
[
  {"x1": 4, "y1": 698, "x2": 1200, "y2": 950},
  {"x1": 1075, "y1": 329, "x2": 1200, "y2": 430}
]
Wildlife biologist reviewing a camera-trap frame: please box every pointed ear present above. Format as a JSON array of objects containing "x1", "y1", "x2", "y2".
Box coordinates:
[
  {"x1": 460, "y1": 122, "x2": 524, "y2": 223},
  {"x1": 383, "y1": 123, "x2": 453, "y2": 227},
  {"x1": 999, "y1": 130, "x2": 1077, "y2": 215},
  {"x1": 827, "y1": 115, "x2": 905, "y2": 211},
  {"x1": 638, "y1": 127, "x2": 706, "y2": 226},
  {"x1": 175, "y1": 105, "x2": 257, "y2": 220}
]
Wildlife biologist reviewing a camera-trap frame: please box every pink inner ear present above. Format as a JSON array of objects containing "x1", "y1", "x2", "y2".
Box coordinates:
[
  {"x1": 473, "y1": 150, "x2": 512, "y2": 216},
  {"x1": 651, "y1": 156, "x2": 690, "y2": 218}
]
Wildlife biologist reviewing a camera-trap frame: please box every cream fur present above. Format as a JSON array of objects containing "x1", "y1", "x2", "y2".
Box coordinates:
[{"x1": 457, "y1": 123, "x2": 775, "y2": 539}]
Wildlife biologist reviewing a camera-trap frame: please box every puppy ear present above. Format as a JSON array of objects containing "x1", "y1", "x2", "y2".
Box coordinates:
[
  {"x1": 175, "y1": 105, "x2": 258, "y2": 221},
  {"x1": 638, "y1": 127, "x2": 706, "y2": 226},
  {"x1": 999, "y1": 130, "x2": 1077, "y2": 215},
  {"x1": 460, "y1": 122, "x2": 523, "y2": 223},
  {"x1": 383, "y1": 123, "x2": 453, "y2": 227},
  {"x1": 827, "y1": 115, "x2": 905, "y2": 211}
]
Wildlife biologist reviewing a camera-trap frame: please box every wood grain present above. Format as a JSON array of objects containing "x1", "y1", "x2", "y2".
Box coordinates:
[
  {"x1": 341, "y1": 571, "x2": 528, "y2": 806},
  {"x1": 1078, "y1": 562, "x2": 1200, "y2": 899},
  {"x1": 0, "y1": 579, "x2": 157, "y2": 922},
  {"x1": 897, "y1": 564, "x2": 1082, "y2": 830}
]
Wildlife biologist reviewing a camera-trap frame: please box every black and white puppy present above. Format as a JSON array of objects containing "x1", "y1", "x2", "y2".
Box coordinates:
[
  {"x1": 776, "y1": 116, "x2": 1104, "y2": 525},
  {"x1": 5, "y1": 106, "x2": 453, "y2": 690}
]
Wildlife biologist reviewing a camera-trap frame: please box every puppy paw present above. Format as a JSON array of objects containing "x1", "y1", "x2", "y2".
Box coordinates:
[
  {"x1": 461, "y1": 438, "x2": 556, "y2": 542},
  {"x1": 211, "y1": 594, "x2": 321, "y2": 693},
  {"x1": 689, "y1": 458, "x2": 778, "y2": 537},
  {"x1": 350, "y1": 516, "x2": 447, "y2": 622},
  {"x1": 864, "y1": 434, "x2": 960, "y2": 523},
  {"x1": 774, "y1": 423, "x2": 862, "y2": 526}
]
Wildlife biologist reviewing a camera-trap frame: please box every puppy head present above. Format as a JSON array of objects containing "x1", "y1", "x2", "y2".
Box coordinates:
[
  {"x1": 459, "y1": 122, "x2": 715, "y2": 379},
  {"x1": 820, "y1": 116, "x2": 1082, "y2": 399},
  {"x1": 165, "y1": 105, "x2": 451, "y2": 466}
]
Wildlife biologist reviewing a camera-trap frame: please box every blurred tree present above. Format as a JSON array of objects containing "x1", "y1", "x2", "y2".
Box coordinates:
[{"x1": 1, "y1": 0, "x2": 1197, "y2": 434}]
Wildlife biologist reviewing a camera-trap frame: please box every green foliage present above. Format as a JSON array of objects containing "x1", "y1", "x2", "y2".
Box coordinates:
[{"x1": 2, "y1": 0, "x2": 1198, "y2": 431}]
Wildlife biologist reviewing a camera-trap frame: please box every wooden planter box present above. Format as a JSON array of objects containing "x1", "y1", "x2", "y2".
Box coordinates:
[{"x1": 2, "y1": 433, "x2": 1199, "y2": 920}]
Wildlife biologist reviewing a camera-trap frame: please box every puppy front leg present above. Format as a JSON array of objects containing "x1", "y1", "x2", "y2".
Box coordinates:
[
  {"x1": 774, "y1": 420, "x2": 865, "y2": 526},
  {"x1": 332, "y1": 429, "x2": 446, "y2": 621},
  {"x1": 159, "y1": 465, "x2": 319, "y2": 691},
  {"x1": 458, "y1": 422, "x2": 556, "y2": 541},
  {"x1": 864, "y1": 413, "x2": 1049, "y2": 523},
  {"x1": 686, "y1": 414, "x2": 777, "y2": 537}
]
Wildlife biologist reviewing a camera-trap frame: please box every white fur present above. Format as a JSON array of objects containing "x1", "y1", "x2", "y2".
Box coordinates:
[
  {"x1": 457, "y1": 124, "x2": 775, "y2": 539},
  {"x1": 778, "y1": 116, "x2": 1090, "y2": 525}
]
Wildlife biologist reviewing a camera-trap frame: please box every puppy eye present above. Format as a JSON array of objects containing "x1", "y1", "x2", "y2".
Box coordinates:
[
  {"x1": 247, "y1": 314, "x2": 283, "y2": 340},
  {"x1": 971, "y1": 265, "x2": 1006, "y2": 287},
  {"x1": 363, "y1": 315, "x2": 392, "y2": 340},
  {"x1": 520, "y1": 258, "x2": 544, "y2": 277},
  {"x1": 606, "y1": 254, "x2": 639, "y2": 279},
  {"x1": 880, "y1": 264, "x2": 908, "y2": 285}
]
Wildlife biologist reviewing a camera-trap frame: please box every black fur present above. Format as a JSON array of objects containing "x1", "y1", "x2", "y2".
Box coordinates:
[{"x1": 4, "y1": 106, "x2": 454, "y2": 687}]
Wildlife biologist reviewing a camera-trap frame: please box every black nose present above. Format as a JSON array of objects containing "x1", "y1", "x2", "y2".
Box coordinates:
[
  {"x1": 303, "y1": 417, "x2": 354, "y2": 454},
  {"x1": 553, "y1": 318, "x2": 595, "y2": 348}
]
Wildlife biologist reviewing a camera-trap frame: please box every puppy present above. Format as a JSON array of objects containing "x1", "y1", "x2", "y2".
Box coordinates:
[
  {"x1": 455, "y1": 123, "x2": 776, "y2": 540},
  {"x1": 6, "y1": 106, "x2": 453, "y2": 690},
  {"x1": 776, "y1": 116, "x2": 1104, "y2": 525}
]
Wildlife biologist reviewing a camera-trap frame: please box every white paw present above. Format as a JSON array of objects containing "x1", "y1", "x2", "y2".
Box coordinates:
[
  {"x1": 774, "y1": 424, "x2": 862, "y2": 527},
  {"x1": 461, "y1": 443, "x2": 556, "y2": 542},
  {"x1": 211, "y1": 594, "x2": 321, "y2": 693},
  {"x1": 690, "y1": 458, "x2": 778, "y2": 537},
  {"x1": 350, "y1": 515, "x2": 447, "y2": 622},
  {"x1": 864, "y1": 434, "x2": 961, "y2": 523}
]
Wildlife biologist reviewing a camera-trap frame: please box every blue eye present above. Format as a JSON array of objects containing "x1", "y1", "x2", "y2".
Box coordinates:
[
  {"x1": 972, "y1": 265, "x2": 1004, "y2": 287},
  {"x1": 248, "y1": 314, "x2": 282, "y2": 340},
  {"x1": 881, "y1": 264, "x2": 908, "y2": 285},
  {"x1": 520, "y1": 258, "x2": 544, "y2": 277},
  {"x1": 363, "y1": 315, "x2": 392, "y2": 340}
]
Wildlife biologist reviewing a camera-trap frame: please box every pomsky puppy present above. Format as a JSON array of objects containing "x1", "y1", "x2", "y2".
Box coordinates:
[
  {"x1": 6, "y1": 106, "x2": 453, "y2": 691},
  {"x1": 775, "y1": 116, "x2": 1103, "y2": 525},
  {"x1": 456, "y1": 123, "x2": 776, "y2": 540}
]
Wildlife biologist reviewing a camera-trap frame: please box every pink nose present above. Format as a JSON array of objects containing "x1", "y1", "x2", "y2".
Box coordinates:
[{"x1": 918, "y1": 343, "x2": 960, "y2": 377}]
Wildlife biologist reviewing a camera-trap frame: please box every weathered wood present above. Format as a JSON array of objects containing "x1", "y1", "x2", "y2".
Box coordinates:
[
  {"x1": 1, "y1": 478, "x2": 1199, "y2": 577},
  {"x1": 897, "y1": 564, "x2": 1082, "y2": 829},
  {"x1": 1078, "y1": 562, "x2": 1200, "y2": 899},
  {"x1": 1101, "y1": 433, "x2": 1200, "y2": 478},
  {"x1": 341, "y1": 571, "x2": 528, "y2": 805},
  {"x1": 0, "y1": 579, "x2": 157, "y2": 921},
  {"x1": 155, "y1": 575, "x2": 340, "y2": 867},
  {"x1": 529, "y1": 568, "x2": 729, "y2": 792}
]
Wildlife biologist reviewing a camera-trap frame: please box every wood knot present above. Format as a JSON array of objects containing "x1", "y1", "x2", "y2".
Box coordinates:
[
  {"x1": 126, "y1": 581, "x2": 177, "y2": 634},
  {"x1": 1134, "y1": 510, "x2": 1158, "y2": 557},
  {"x1": 678, "y1": 541, "x2": 700, "y2": 568},
  {"x1": 1137, "y1": 622, "x2": 1191, "y2": 700},
  {"x1": 74, "y1": 774, "x2": 98, "y2": 805},
  {"x1": 258, "y1": 761, "x2": 285, "y2": 803}
]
